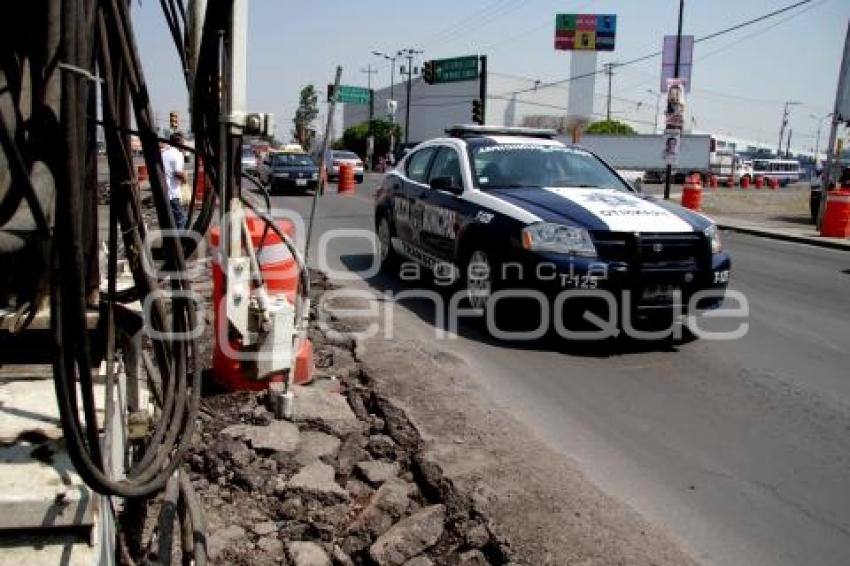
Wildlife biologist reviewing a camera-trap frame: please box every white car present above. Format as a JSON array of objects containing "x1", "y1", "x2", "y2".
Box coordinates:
[
  {"x1": 241, "y1": 147, "x2": 258, "y2": 176},
  {"x1": 325, "y1": 150, "x2": 364, "y2": 183}
]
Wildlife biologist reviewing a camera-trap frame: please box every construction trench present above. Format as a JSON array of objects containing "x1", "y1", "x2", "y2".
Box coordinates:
[{"x1": 127, "y1": 270, "x2": 511, "y2": 566}]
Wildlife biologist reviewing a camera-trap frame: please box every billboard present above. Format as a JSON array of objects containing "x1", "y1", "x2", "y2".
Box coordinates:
[
  {"x1": 555, "y1": 14, "x2": 617, "y2": 51},
  {"x1": 661, "y1": 35, "x2": 694, "y2": 92}
]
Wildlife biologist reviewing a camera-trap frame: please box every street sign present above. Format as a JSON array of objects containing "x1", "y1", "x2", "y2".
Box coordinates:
[
  {"x1": 554, "y1": 14, "x2": 616, "y2": 51},
  {"x1": 328, "y1": 84, "x2": 372, "y2": 105},
  {"x1": 660, "y1": 35, "x2": 694, "y2": 92},
  {"x1": 428, "y1": 56, "x2": 480, "y2": 83}
]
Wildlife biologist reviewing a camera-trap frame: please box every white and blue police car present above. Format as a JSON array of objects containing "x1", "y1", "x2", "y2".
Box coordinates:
[{"x1": 374, "y1": 125, "x2": 731, "y2": 327}]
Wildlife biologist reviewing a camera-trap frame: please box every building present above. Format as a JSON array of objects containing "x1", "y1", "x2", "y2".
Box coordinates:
[{"x1": 342, "y1": 71, "x2": 637, "y2": 145}]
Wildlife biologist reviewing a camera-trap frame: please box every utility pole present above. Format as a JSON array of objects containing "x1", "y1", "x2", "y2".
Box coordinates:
[
  {"x1": 604, "y1": 63, "x2": 615, "y2": 121},
  {"x1": 361, "y1": 64, "x2": 378, "y2": 169},
  {"x1": 664, "y1": 0, "x2": 684, "y2": 200},
  {"x1": 372, "y1": 50, "x2": 403, "y2": 155},
  {"x1": 785, "y1": 129, "x2": 792, "y2": 158},
  {"x1": 811, "y1": 112, "x2": 833, "y2": 162},
  {"x1": 777, "y1": 101, "x2": 800, "y2": 157},
  {"x1": 400, "y1": 48, "x2": 423, "y2": 146}
]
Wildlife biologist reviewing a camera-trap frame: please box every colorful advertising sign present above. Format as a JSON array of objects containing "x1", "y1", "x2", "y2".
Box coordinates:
[{"x1": 555, "y1": 14, "x2": 616, "y2": 51}]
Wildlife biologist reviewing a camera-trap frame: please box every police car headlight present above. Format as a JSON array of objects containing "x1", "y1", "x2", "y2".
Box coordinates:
[
  {"x1": 521, "y1": 223, "x2": 597, "y2": 256},
  {"x1": 705, "y1": 224, "x2": 722, "y2": 253},
  {"x1": 312, "y1": 172, "x2": 318, "y2": 180}
]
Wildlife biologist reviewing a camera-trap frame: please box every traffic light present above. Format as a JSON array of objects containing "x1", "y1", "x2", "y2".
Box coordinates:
[
  {"x1": 471, "y1": 99, "x2": 483, "y2": 125},
  {"x1": 327, "y1": 84, "x2": 336, "y2": 102},
  {"x1": 423, "y1": 60, "x2": 434, "y2": 84},
  {"x1": 169, "y1": 111, "x2": 179, "y2": 130}
]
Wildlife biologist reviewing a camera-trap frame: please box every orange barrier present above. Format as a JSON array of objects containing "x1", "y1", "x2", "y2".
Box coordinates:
[
  {"x1": 709, "y1": 175, "x2": 718, "y2": 189},
  {"x1": 754, "y1": 176, "x2": 764, "y2": 189},
  {"x1": 680, "y1": 174, "x2": 703, "y2": 211},
  {"x1": 819, "y1": 189, "x2": 850, "y2": 238},
  {"x1": 338, "y1": 163, "x2": 356, "y2": 194},
  {"x1": 726, "y1": 176, "x2": 734, "y2": 188},
  {"x1": 768, "y1": 177, "x2": 779, "y2": 190},
  {"x1": 740, "y1": 175, "x2": 750, "y2": 190},
  {"x1": 210, "y1": 213, "x2": 310, "y2": 390},
  {"x1": 137, "y1": 163, "x2": 148, "y2": 181}
]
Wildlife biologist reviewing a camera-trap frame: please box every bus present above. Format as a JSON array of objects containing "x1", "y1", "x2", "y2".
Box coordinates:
[{"x1": 749, "y1": 159, "x2": 801, "y2": 185}]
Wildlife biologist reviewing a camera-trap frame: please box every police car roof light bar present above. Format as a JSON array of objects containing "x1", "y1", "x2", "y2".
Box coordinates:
[{"x1": 445, "y1": 124, "x2": 557, "y2": 139}]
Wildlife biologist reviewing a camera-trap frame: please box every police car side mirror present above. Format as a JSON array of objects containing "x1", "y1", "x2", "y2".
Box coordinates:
[{"x1": 430, "y1": 176, "x2": 463, "y2": 195}]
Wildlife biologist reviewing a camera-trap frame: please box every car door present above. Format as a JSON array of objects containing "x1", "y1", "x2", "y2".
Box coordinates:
[
  {"x1": 395, "y1": 146, "x2": 437, "y2": 253},
  {"x1": 418, "y1": 146, "x2": 465, "y2": 261}
]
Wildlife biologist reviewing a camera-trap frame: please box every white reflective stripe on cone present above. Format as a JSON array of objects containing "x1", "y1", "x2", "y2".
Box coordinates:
[
  {"x1": 827, "y1": 194, "x2": 850, "y2": 204},
  {"x1": 257, "y1": 242, "x2": 292, "y2": 265}
]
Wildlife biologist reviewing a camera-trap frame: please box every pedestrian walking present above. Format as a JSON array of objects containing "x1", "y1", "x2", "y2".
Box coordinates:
[{"x1": 161, "y1": 131, "x2": 187, "y2": 229}]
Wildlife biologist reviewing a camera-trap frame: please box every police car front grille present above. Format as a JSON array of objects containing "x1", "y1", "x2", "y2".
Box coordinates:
[{"x1": 593, "y1": 232, "x2": 707, "y2": 270}]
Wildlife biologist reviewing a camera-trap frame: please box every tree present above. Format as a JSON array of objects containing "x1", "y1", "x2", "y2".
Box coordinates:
[
  {"x1": 293, "y1": 85, "x2": 319, "y2": 149},
  {"x1": 339, "y1": 119, "x2": 402, "y2": 159},
  {"x1": 585, "y1": 119, "x2": 637, "y2": 135}
]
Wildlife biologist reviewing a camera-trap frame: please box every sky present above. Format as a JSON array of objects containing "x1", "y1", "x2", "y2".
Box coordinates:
[{"x1": 133, "y1": 0, "x2": 850, "y2": 153}]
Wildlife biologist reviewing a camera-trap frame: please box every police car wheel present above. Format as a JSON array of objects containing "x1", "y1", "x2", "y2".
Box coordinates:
[
  {"x1": 464, "y1": 249, "x2": 493, "y2": 312},
  {"x1": 377, "y1": 217, "x2": 398, "y2": 270}
]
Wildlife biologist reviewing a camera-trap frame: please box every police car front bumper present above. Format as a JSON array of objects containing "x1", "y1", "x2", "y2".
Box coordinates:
[{"x1": 500, "y1": 247, "x2": 731, "y2": 314}]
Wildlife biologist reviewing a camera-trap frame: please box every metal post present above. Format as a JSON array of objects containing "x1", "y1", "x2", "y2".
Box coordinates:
[
  {"x1": 664, "y1": 0, "x2": 684, "y2": 200},
  {"x1": 305, "y1": 66, "x2": 342, "y2": 268},
  {"x1": 405, "y1": 54, "x2": 413, "y2": 145},
  {"x1": 479, "y1": 55, "x2": 488, "y2": 126},
  {"x1": 786, "y1": 129, "x2": 792, "y2": 158},
  {"x1": 605, "y1": 63, "x2": 615, "y2": 121}
]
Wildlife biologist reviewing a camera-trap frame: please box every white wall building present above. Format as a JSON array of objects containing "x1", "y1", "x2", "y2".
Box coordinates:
[{"x1": 342, "y1": 71, "x2": 634, "y2": 144}]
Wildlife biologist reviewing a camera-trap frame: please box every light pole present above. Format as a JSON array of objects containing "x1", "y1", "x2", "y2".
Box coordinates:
[
  {"x1": 777, "y1": 101, "x2": 800, "y2": 157},
  {"x1": 810, "y1": 112, "x2": 832, "y2": 163},
  {"x1": 372, "y1": 50, "x2": 403, "y2": 154},
  {"x1": 361, "y1": 65, "x2": 378, "y2": 169},
  {"x1": 647, "y1": 89, "x2": 662, "y2": 134}
]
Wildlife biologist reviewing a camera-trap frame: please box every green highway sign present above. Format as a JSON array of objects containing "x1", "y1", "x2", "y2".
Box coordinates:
[
  {"x1": 329, "y1": 84, "x2": 372, "y2": 105},
  {"x1": 431, "y1": 56, "x2": 480, "y2": 84}
]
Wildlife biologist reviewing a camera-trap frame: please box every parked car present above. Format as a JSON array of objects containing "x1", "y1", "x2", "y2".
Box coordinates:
[
  {"x1": 258, "y1": 151, "x2": 319, "y2": 194},
  {"x1": 324, "y1": 150, "x2": 364, "y2": 183}
]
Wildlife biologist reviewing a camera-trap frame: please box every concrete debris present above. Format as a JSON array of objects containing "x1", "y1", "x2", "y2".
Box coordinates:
[
  {"x1": 221, "y1": 420, "x2": 300, "y2": 454},
  {"x1": 348, "y1": 477, "x2": 417, "y2": 538},
  {"x1": 251, "y1": 520, "x2": 278, "y2": 536},
  {"x1": 286, "y1": 540, "x2": 332, "y2": 566},
  {"x1": 278, "y1": 461, "x2": 348, "y2": 502},
  {"x1": 207, "y1": 524, "x2": 246, "y2": 560},
  {"x1": 356, "y1": 460, "x2": 400, "y2": 486},
  {"x1": 291, "y1": 384, "x2": 365, "y2": 437},
  {"x1": 369, "y1": 504, "x2": 446, "y2": 566},
  {"x1": 402, "y1": 557, "x2": 435, "y2": 566},
  {"x1": 257, "y1": 535, "x2": 284, "y2": 555},
  {"x1": 457, "y1": 549, "x2": 489, "y2": 566},
  {"x1": 294, "y1": 430, "x2": 342, "y2": 466}
]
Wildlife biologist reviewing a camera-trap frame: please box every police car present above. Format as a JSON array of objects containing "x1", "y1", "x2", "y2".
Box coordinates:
[{"x1": 374, "y1": 125, "x2": 731, "y2": 325}]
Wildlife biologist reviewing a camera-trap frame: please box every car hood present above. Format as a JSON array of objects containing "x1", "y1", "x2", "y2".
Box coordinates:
[{"x1": 485, "y1": 186, "x2": 711, "y2": 233}]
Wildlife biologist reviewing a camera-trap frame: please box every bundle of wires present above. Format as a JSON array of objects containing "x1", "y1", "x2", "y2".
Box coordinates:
[{"x1": 48, "y1": 0, "x2": 237, "y2": 500}]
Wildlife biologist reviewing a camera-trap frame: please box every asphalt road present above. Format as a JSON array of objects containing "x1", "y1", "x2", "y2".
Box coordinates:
[{"x1": 262, "y1": 174, "x2": 850, "y2": 566}]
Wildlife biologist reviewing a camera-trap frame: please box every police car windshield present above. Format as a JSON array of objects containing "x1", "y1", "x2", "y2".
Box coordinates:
[{"x1": 471, "y1": 143, "x2": 630, "y2": 191}]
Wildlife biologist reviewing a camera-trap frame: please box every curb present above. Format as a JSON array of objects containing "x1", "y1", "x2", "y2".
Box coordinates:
[{"x1": 717, "y1": 223, "x2": 850, "y2": 251}]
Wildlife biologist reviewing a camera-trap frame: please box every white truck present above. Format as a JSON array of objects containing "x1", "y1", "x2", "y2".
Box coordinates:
[{"x1": 565, "y1": 133, "x2": 747, "y2": 184}]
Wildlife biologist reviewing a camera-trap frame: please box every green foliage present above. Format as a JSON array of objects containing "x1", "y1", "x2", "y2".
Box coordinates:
[
  {"x1": 339, "y1": 119, "x2": 402, "y2": 159},
  {"x1": 293, "y1": 85, "x2": 319, "y2": 149},
  {"x1": 585, "y1": 119, "x2": 637, "y2": 135}
]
